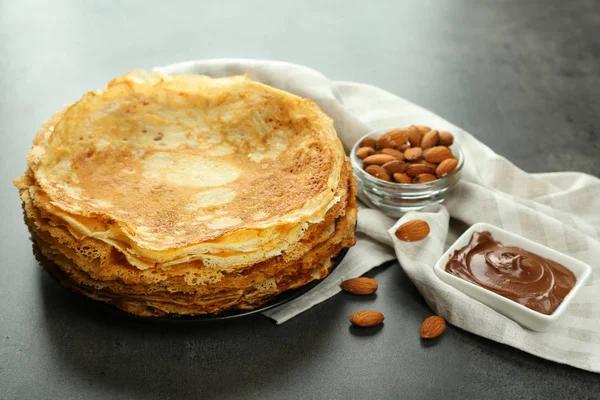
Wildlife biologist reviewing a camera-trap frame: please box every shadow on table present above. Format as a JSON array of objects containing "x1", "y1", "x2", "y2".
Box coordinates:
[{"x1": 38, "y1": 269, "x2": 341, "y2": 399}]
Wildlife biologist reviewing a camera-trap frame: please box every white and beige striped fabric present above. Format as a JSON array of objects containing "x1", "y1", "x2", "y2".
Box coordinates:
[{"x1": 157, "y1": 60, "x2": 600, "y2": 372}]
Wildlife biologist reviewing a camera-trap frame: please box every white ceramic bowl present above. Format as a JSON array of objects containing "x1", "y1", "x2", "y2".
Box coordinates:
[{"x1": 434, "y1": 222, "x2": 591, "y2": 331}]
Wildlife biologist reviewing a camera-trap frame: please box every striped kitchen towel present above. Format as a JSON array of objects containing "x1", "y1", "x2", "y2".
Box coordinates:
[{"x1": 157, "y1": 59, "x2": 600, "y2": 372}]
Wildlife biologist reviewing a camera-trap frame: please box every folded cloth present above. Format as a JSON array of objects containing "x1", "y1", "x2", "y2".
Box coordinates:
[{"x1": 156, "y1": 60, "x2": 600, "y2": 372}]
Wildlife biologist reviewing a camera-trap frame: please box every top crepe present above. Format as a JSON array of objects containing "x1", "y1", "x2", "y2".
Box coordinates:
[{"x1": 28, "y1": 70, "x2": 346, "y2": 269}]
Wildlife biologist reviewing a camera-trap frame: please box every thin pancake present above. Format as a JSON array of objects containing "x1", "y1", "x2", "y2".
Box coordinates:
[
  {"x1": 18, "y1": 160, "x2": 355, "y2": 293},
  {"x1": 15, "y1": 70, "x2": 358, "y2": 317},
  {"x1": 28, "y1": 71, "x2": 346, "y2": 257},
  {"x1": 31, "y1": 193, "x2": 356, "y2": 316}
]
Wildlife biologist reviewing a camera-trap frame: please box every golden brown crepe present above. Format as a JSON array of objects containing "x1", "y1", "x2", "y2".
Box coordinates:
[{"x1": 15, "y1": 70, "x2": 357, "y2": 317}]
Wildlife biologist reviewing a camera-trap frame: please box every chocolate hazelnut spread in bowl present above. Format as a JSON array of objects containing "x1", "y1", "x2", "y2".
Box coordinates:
[
  {"x1": 434, "y1": 223, "x2": 592, "y2": 331},
  {"x1": 445, "y1": 231, "x2": 576, "y2": 315}
]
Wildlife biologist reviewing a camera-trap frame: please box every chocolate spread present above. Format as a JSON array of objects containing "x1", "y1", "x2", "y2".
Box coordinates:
[{"x1": 445, "y1": 231, "x2": 576, "y2": 315}]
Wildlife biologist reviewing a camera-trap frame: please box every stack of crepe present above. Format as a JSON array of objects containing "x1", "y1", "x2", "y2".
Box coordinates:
[{"x1": 14, "y1": 70, "x2": 357, "y2": 317}]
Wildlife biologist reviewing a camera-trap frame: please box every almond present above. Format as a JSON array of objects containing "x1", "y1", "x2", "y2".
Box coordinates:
[
  {"x1": 425, "y1": 146, "x2": 453, "y2": 163},
  {"x1": 406, "y1": 163, "x2": 436, "y2": 177},
  {"x1": 356, "y1": 147, "x2": 375, "y2": 159},
  {"x1": 416, "y1": 125, "x2": 431, "y2": 134},
  {"x1": 436, "y1": 158, "x2": 459, "y2": 177},
  {"x1": 363, "y1": 154, "x2": 397, "y2": 166},
  {"x1": 377, "y1": 129, "x2": 408, "y2": 149},
  {"x1": 393, "y1": 173, "x2": 412, "y2": 184},
  {"x1": 422, "y1": 160, "x2": 439, "y2": 170},
  {"x1": 382, "y1": 160, "x2": 407, "y2": 174},
  {"x1": 398, "y1": 143, "x2": 411, "y2": 152},
  {"x1": 420, "y1": 130, "x2": 439, "y2": 149},
  {"x1": 407, "y1": 126, "x2": 422, "y2": 147},
  {"x1": 380, "y1": 148, "x2": 405, "y2": 160},
  {"x1": 350, "y1": 310, "x2": 385, "y2": 327},
  {"x1": 404, "y1": 147, "x2": 422, "y2": 161},
  {"x1": 421, "y1": 148, "x2": 431, "y2": 160},
  {"x1": 340, "y1": 277, "x2": 378, "y2": 295},
  {"x1": 413, "y1": 173, "x2": 437, "y2": 183},
  {"x1": 359, "y1": 136, "x2": 377, "y2": 148},
  {"x1": 365, "y1": 165, "x2": 391, "y2": 181},
  {"x1": 420, "y1": 316, "x2": 446, "y2": 339},
  {"x1": 439, "y1": 131, "x2": 454, "y2": 146},
  {"x1": 395, "y1": 219, "x2": 430, "y2": 242}
]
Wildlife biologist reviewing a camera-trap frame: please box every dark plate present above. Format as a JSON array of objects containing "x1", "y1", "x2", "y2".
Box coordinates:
[{"x1": 77, "y1": 247, "x2": 349, "y2": 323}]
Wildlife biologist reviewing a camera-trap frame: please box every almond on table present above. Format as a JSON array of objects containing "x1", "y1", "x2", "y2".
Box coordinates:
[
  {"x1": 341, "y1": 277, "x2": 378, "y2": 295},
  {"x1": 350, "y1": 310, "x2": 385, "y2": 327},
  {"x1": 420, "y1": 316, "x2": 446, "y2": 339},
  {"x1": 395, "y1": 220, "x2": 430, "y2": 242}
]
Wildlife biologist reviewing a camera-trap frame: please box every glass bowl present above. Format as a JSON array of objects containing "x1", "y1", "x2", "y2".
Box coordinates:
[{"x1": 350, "y1": 128, "x2": 464, "y2": 217}]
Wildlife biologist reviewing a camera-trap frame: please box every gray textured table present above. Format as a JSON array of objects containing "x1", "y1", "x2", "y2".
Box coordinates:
[{"x1": 2, "y1": 1, "x2": 600, "y2": 399}]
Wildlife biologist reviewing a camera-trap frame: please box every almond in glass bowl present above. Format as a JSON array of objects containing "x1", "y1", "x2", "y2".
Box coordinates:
[{"x1": 350, "y1": 127, "x2": 464, "y2": 217}]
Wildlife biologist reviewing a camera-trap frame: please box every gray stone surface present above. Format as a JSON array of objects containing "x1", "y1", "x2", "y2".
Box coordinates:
[{"x1": 1, "y1": 0, "x2": 599, "y2": 399}]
